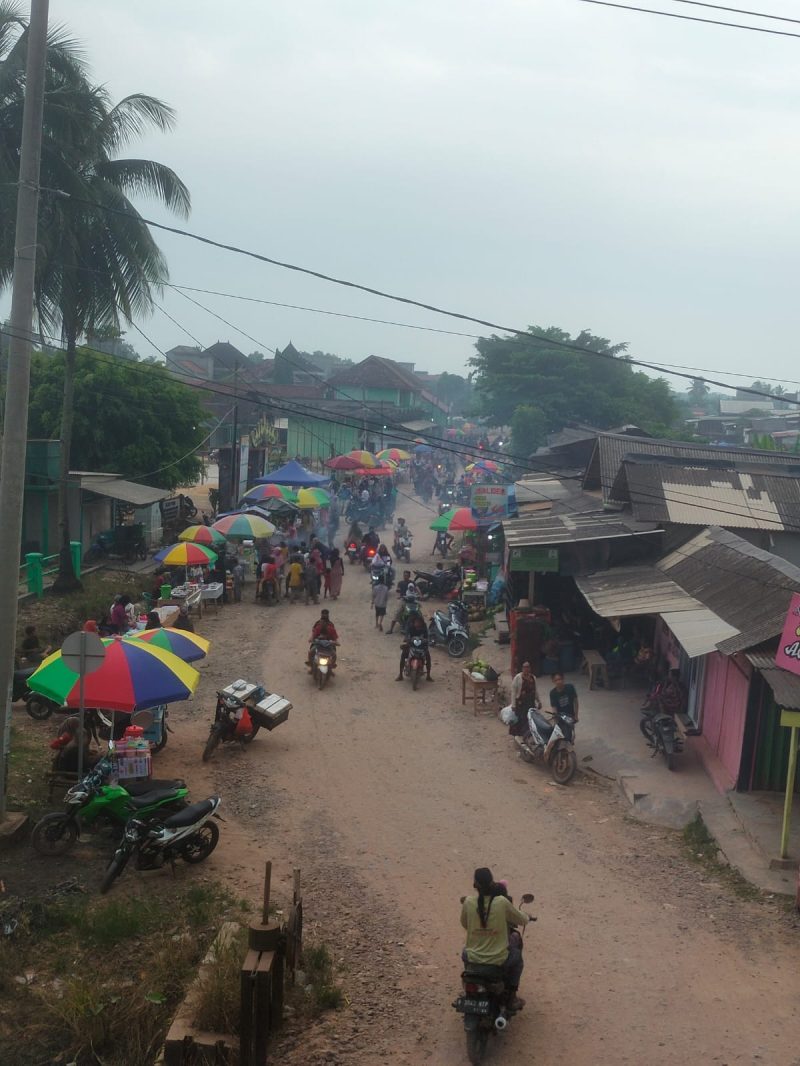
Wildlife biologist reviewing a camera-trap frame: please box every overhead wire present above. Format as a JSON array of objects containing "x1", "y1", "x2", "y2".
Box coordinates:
[{"x1": 576, "y1": 0, "x2": 800, "y2": 38}]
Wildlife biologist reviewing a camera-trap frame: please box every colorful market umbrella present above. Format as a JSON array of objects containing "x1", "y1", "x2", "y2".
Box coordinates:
[
  {"x1": 326, "y1": 450, "x2": 378, "y2": 471},
  {"x1": 377, "y1": 458, "x2": 397, "y2": 470},
  {"x1": 296, "y1": 487, "x2": 331, "y2": 509},
  {"x1": 155, "y1": 542, "x2": 217, "y2": 566},
  {"x1": 240, "y1": 483, "x2": 297, "y2": 504},
  {"x1": 467, "y1": 459, "x2": 502, "y2": 475},
  {"x1": 178, "y1": 525, "x2": 227, "y2": 547},
  {"x1": 212, "y1": 513, "x2": 276, "y2": 539},
  {"x1": 377, "y1": 448, "x2": 411, "y2": 462},
  {"x1": 126, "y1": 627, "x2": 210, "y2": 663},
  {"x1": 414, "y1": 443, "x2": 432, "y2": 455},
  {"x1": 28, "y1": 637, "x2": 200, "y2": 712},
  {"x1": 351, "y1": 466, "x2": 393, "y2": 477},
  {"x1": 429, "y1": 507, "x2": 478, "y2": 533}
]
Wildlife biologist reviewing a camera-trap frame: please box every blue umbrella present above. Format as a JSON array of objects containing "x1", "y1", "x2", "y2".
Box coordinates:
[{"x1": 414, "y1": 444, "x2": 432, "y2": 455}]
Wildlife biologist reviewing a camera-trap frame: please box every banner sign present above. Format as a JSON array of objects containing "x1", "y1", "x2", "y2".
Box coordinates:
[
  {"x1": 775, "y1": 592, "x2": 800, "y2": 678},
  {"x1": 509, "y1": 546, "x2": 559, "y2": 573},
  {"x1": 470, "y1": 483, "x2": 516, "y2": 519}
]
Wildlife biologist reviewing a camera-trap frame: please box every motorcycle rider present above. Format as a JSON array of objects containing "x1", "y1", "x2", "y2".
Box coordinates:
[
  {"x1": 396, "y1": 602, "x2": 433, "y2": 682},
  {"x1": 308, "y1": 609, "x2": 339, "y2": 669},
  {"x1": 393, "y1": 516, "x2": 409, "y2": 553},
  {"x1": 550, "y1": 672, "x2": 579, "y2": 723},
  {"x1": 460, "y1": 867, "x2": 530, "y2": 1012},
  {"x1": 362, "y1": 526, "x2": 380, "y2": 556},
  {"x1": 386, "y1": 571, "x2": 414, "y2": 634}
]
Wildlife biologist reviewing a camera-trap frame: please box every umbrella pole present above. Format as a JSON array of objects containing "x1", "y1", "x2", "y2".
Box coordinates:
[{"x1": 77, "y1": 632, "x2": 86, "y2": 779}]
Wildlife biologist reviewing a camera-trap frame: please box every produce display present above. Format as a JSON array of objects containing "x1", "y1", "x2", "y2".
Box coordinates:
[{"x1": 465, "y1": 658, "x2": 491, "y2": 680}]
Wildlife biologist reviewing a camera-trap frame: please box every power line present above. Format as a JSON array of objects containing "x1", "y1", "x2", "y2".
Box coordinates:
[
  {"x1": 663, "y1": 0, "x2": 800, "y2": 26},
  {"x1": 576, "y1": 0, "x2": 800, "y2": 38}
]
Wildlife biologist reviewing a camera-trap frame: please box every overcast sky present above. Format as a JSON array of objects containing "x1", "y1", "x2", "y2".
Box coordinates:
[{"x1": 33, "y1": 1, "x2": 800, "y2": 389}]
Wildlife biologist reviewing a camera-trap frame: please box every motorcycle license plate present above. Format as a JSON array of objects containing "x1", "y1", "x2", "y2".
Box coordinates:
[{"x1": 455, "y1": 996, "x2": 491, "y2": 1015}]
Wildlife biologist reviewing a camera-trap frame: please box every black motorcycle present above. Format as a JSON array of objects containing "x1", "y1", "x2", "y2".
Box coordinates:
[
  {"x1": 640, "y1": 705, "x2": 683, "y2": 771},
  {"x1": 414, "y1": 565, "x2": 461, "y2": 599},
  {"x1": 202, "y1": 683, "x2": 291, "y2": 761}
]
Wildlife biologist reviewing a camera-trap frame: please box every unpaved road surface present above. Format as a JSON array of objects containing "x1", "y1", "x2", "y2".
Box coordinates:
[{"x1": 151, "y1": 492, "x2": 799, "y2": 1066}]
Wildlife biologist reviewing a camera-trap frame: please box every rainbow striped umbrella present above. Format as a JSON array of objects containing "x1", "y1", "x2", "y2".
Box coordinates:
[
  {"x1": 429, "y1": 507, "x2": 478, "y2": 532},
  {"x1": 126, "y1": 627, "x2": 210, "y2": 663},
  {"x1": 467, "y1": 459, "x2": 502, "y2": 475},
  {"x1": 155, "y1": 542, "x2": 217, "y2": 566},
  {"x1": 377, "y1": 448, "x2": 411, "y2": 462},
  {"x1": 212, "y1": 513, "x2": 276, "y2": 539},
  {"x1": 240, "y1": 483, "x2": 297, "y2": 504},
  {"x1": 28, "y1": 637, "x2": 200, "y2": 712},
  {"x1": 178, "y1": 525, "x2": 227, "y2": 547},
  {"x1": 296, "y1": 487, "x2": 331, "y2": 509},
  {"x1": 326, "y1": 450, "x2": 378, "y2": 470}
]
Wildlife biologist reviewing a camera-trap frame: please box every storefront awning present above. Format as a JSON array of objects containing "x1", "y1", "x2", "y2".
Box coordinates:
[
  {"x1": 659, "y1": 609, "x2": 739, "y2": 659},
  {"x1": 746, "y1": 654, "x2": 800, "y2": 710},
  {"x1": 80, "y1": 476, "x2": 169, "y2": 506},
  {"x1": 575, "y1": 566, "x2": 699, "y2": 616}
]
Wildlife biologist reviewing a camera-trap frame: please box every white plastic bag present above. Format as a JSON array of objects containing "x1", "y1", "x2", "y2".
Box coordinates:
[{"x1": 499, "y1": 704, "x2": 518, "y2": 726}]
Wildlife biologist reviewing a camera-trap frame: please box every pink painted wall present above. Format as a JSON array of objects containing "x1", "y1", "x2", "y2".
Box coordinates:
[{"x1": 699, "y1": 652, "x2": 751, "y2": 790}]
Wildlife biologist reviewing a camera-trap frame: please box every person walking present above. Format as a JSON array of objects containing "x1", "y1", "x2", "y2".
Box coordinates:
[
  {"x1": 328, "y1": 547, "x2": 344, "y2": 600},
  {"x1": 304, "y1": 556, "x2": 320, "y2": 605},
  {"x1": 372, "y1": 576, "x2": 389, "y2": 631},
  {"x1": 287, "y1": 555, "x2": 304, "y2": 604}
]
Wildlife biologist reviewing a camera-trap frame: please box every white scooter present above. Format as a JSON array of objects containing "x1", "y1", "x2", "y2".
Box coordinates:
[{"x1": 516, "y1": 706, "x2": 577, "y2": 784}]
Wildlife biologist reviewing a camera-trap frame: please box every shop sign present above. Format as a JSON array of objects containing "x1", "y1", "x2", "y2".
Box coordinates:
[
  {"x1": 509, "y1": 546, "x2": 559, "y2": 572},
  {"x1": 470, "y1": 483, "x2": 516, "y2": 519},
  {"x1": 775, "y1": 592, "x2": 800, "y2": 678}
]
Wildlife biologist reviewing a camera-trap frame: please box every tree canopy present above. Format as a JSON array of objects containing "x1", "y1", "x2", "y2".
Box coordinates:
[
  {"x1": 27, "y1": 350, "x2": 207, "y2": 489},
  {"x1": 469, "y1": 327, "x2": 677, "y2": 446}
]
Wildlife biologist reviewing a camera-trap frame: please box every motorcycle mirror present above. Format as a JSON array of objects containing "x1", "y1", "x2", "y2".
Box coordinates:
[
  {"x1": 520, "y1": 892, "x2": 535, "y2": 904},
  {"x1": 131, "y1": 708, "x2": 154, "y2": 730}
]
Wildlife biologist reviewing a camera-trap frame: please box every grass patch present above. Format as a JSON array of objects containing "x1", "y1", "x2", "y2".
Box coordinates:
[
  {"x1": 0, "y1": 881, "x2": 238, "y2": 1066},
  {"x1": 682, "y1": 813, "x2": 763, "y2": 902},
  {"x1": 302, "y1": 942, "x2": 344, "y2": 1016},
  {"x1": 193, "y1": 924, "x2": 248, "y2": 1035}
]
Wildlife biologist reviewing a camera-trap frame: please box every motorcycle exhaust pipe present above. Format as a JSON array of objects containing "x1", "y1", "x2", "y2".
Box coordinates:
[{"x1": 494, "y1": 1014, "x2": 508, "y2": 1032}]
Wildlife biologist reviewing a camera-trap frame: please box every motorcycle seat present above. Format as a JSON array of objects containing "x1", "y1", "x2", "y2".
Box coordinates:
[
  {"x1": 126, "y1": 778, "x2": 186, "y2": 796},
  {"x1": 463, "y1": 963, "x2": 505, "y2": 981},
  {"x1": 127, "y1": 788, "x2": 183, "y2": 809},
  {"x1": 161, "y1": 797, "x2": 217, "y2": 828},
  {"x1": 529, "y1": 710, "x2": 555, "y2": 738}
]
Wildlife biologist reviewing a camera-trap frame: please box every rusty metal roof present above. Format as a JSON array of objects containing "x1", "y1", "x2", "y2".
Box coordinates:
[
  {"x1": 502, "y1": 509, "x2": 660, "y2": 548},
  {"x1": 745, "y1": 653, "x2": 800, "y2": 710}
]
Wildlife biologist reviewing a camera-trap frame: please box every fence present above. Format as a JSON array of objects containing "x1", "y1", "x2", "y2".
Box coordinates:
[{"x1": 21, "y1": 542, "x2": 81, "y2": 598}]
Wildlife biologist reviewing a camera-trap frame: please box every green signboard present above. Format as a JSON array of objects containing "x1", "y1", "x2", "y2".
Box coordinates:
[{"x1": 509, "y1": 546, "x2": 559, "y2": 573}]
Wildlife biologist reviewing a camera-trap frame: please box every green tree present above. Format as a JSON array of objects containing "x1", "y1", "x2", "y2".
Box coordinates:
[
  {"x1": 469, "y1": 327, "x2": 677, "y2": 436},
  {"x1": 0, "y1": 5, "x2": 190, "y2": 588},
  {"x1": 511, "y1": 403, "x2": 547, "y2": 457},
  {"x1": 687, "y1": 378, "x2": 710, "y2": 404},
  {"x1": 27, "y1": 349, "x2": 206, "y2": 489},
  {"x1": 434, "y1": 371, "x2": 472, "y2": 416}
]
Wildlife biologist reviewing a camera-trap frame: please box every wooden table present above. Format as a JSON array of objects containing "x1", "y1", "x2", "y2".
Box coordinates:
[
  {"x1": 461, "y1": 669, "x2": 499, "y2": 714},
  {"x1": 582, "y1": 649, "x2": 609, "y2": 690}
]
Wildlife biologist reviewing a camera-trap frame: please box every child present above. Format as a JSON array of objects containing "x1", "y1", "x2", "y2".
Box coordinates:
[
  {"x1": 371, "y1": 576, "x2": 389, "y2": 631},
  {"x1": 287, "y1": 555, "x2": 304, "y2": 604}
]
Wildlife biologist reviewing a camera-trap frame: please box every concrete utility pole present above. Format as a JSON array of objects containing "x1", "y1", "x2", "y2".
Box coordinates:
[{"x1": 0, "y1": 0, "x2": 50, "y2": 823}]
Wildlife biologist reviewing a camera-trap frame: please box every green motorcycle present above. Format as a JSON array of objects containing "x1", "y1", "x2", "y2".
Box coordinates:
[{"x1": 32, "y1": 757, "x2": 189, "y2": 856}]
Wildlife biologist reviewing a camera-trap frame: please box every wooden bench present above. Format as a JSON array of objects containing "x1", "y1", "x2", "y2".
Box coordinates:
[
  {"x1": 581, "y1": 649, "x2": 609, "y2": 691},
  {"x1": 461, "y1": 669, "x2": 499, "y2": 715}
]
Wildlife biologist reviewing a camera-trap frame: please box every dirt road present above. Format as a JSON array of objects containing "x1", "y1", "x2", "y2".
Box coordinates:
[{"x1": 157, "y1": 490, "x2": 800, "y2": 1066}]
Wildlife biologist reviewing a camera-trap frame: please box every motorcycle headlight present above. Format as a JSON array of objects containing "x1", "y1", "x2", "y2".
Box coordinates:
[
  {"x1": 67, "y1": 787, "x2": 88, "y2": 803},
  {"x1": 318, "y1": 657, "x2": 330, "y2": 666}
]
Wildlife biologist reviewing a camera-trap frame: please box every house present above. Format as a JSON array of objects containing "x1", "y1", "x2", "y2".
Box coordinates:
[{"x1": 328, "y1": 355, "x2": 449, "y2": 427}]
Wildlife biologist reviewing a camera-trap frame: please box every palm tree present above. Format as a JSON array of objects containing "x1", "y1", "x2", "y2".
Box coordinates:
[{"x1": 0, "y1": 5, "x2": 190, "y2": 589}]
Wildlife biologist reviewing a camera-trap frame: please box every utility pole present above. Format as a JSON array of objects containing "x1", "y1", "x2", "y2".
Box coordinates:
[
  {"x1": 230, "y1": 367, "x2": 239, "y2": 509},
  {"x1": 0, "y1": 0, "x2": 50, "y2": 823}
]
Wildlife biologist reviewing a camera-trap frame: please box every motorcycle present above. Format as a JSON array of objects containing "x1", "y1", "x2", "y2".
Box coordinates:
[
  {"x1": 454, "y1": 892, "x2": 535, "y2": 1064},
  {"x1": 414, "y1": 565, "x2": 461, "y2": 600},
  {"x1": 362, "y1": 544, "x2": 378, "y2": 570},
  {"x1": 100, "y1": 796, "x2": 222, "y2": 894},
  {"x1": 31, "y1": 757, "x2": 188, "y2": 856},
  {"x1": 640, "y1": 706, "x2": 682, "y2": 771},
  {"x1": 346, "y1": 540, "x2": 361, "y2": 565},
  {"x1": 516, "y1": 706, "x2": 577, "y2": 784},
  {"x1": 311, "y1": 638, "x2": 337, "y2": 689},
  {"x1": 202, "y1": 680, "x2": 291, "y2": 762},
  {"x1": 428, "y1": 601, "x2": 469, "y2": 658},
  {"x1": 404, "y1": 636, "x2": 428, "y2": 690},
  {"x1": 395, "y1": 530, "x2": 413, "y2": 563}
]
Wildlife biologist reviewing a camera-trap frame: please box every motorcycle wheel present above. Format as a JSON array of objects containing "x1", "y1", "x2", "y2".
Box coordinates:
[
  {"x1": 100, "y1": 850, "x2": 130, "y2": 894},
  {"x1": 182, "y1": 820, "x2": 220, "y2": 864},
  {"x1": 664, "y1": 748, "x2": 676, "y2": 771},
  {"x1": 412, "y1": 666, "x2": 421, "y2": 691},
  {"x1": 639, "y1": 716, "x2": 656, "y2": 743},
  {"x1": 465, "y1": 1026, "x2": 489, "y2": 1065},
  {"x1": 447, "y1": 635, "x2": 467, "y2": 658},
  {"x1": 551, "y1": 746, "x2": 577, "y2": 785},
  {"x1": 32, "y1": 813, "x2": 78, "y2": 856},
  {"x1": 151, "y1": 729, "x2": 168, "y2": 755},
  {"x1": 241, "y1": 722, "x2": 261, "y2": 745},
  {"x1": 202, "y1": 729, "x2": 221, "y2": 762},
  {"x1": 318, "y1": 670, "x2": 329, "y2": 690},
  {"x1": 26, "y1": 694, "x2": 54, "y2": 720}
]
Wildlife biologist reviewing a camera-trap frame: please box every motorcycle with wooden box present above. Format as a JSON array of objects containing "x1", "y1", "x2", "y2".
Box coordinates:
[{"x1": 202, "y1": 679, "x2": 292, "y2": 762}]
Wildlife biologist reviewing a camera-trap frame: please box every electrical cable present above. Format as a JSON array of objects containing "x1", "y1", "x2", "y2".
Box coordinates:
[
  {"x1": 663, "y1": 0, "x2": 800, "y2": 26},
  {"x1": 576, "y1": 0, "x2": 800, "y2": 38}
]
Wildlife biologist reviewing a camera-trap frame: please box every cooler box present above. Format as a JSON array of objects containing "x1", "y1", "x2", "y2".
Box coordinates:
[
  {"x1": 222, "y1": 680, "x2": 262, "y2": 702},
  {"x1": 253, "y1": 693, "x2": 292, "y2": 731}
]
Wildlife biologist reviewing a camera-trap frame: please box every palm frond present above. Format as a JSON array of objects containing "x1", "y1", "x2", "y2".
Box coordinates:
[
  {"x1": 97, "y1": 93, "x2": 177, "y2": 154},
  {"x1": 94, "y1": 157, "x2": 191, "y2": 218}
]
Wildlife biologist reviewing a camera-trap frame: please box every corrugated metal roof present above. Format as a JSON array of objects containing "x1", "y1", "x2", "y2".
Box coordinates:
[
  {"x1": 658, "y1": 527, "x2": 800, "y2": 654},
  {"x1": 80, "y1": 477, "x2": 169, "y2": 506},
  {"x1": 622, "y1": 462, "x2": 800, "y2": 531},
  {"x1": 584, "y1": 433, "x2": 800, "y2": 505},
  {"x1": 514, "y1": 476, "x2": 576, "y2": 504},
  {"x1": 746, "y1": 653, "x2": 800, "y2": 710},
  {"x1": 575, "y1": 566, "x2": 700, "y2": 616},
  {"x1": 503, "y1": 510, "x2": 660, "y2": 548},
  {"x1": 660, "y1": 609, "x2": 739, "y2": 658}
]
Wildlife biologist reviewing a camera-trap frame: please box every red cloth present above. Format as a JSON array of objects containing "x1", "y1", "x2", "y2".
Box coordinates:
[{"x1": 312, "y1": 621, "x2": 338, "y2": 641}]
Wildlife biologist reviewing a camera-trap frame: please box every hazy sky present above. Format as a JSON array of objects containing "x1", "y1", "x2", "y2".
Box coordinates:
[{"x1": 31, "y1": 1, "x2": 800, "y2": 389}]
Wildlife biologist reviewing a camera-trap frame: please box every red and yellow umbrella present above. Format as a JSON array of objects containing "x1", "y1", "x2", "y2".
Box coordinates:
[
  {"x1": 240, "y1": 483, "x2": 297, "y2": 504},
  {"x1": 178, "y1": 525, "x2": 227, "y2": 547},
  {"x1": 155, "y1": 542, "x2": 217, "y2": 566},
  {"x1": 377, "y1": 448, "x2": 411, "y2": 462},
  {"x1": 296, "y1": 487, "x2": 331, "y2": 509},
  {"x1": 212, "y1": 513, "x2": 276, "y2": 538},
  {"x1": 326, "y1": 450, "x2": 378, "y2": 470},
  {"x1": 126, "y1": 627, "x2": 210, "y2": 663}
]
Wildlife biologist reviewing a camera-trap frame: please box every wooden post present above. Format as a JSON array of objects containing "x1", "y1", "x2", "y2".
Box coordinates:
[
  {"x1": 780, "y1": 723, "x2": 799, "y2": 860},
  {"x1": 262, "y1": 860, "x2": 272, "y2": 925}
]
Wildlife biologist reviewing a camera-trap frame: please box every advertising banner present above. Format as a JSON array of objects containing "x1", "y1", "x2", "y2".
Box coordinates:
[
  {"x1": 470, "y1": 483, "x2": 516, "y2": 520},
  {"x1": 775, "y1": 592, "x2": 800, "y2": 677}
]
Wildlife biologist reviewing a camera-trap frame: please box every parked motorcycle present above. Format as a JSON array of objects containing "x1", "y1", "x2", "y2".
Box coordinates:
[
  {"x1": 31, "y1": 757, "x2": 188, "y2": 856},
  {"x1": 640, "y1": 706, "x2": 683, "y2": 771},
  {"x1": 202, "y1": 680, "x2": 291, "y2": 761},
  {"x1": 428, "y1": 600, "x2": 469, "y2": 658},
  {"x1": 404, "y1": 636, "x2": 428, "y2": 690},
  {"x1": 100, "y1": 796, "x2": 222, "y2": 894},
  {"x1": 414, "y1": 565, "x2": 461, "y2": 600},
  {"x1": 454, "y1": 891, "x2": 535, "y2": 1064},
  {"x1": 516, "y1": 706, "x2": 577, "y2": 784},
  {"x1": 310, "y1": 638, "x2": 337, "y2": 689}
]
